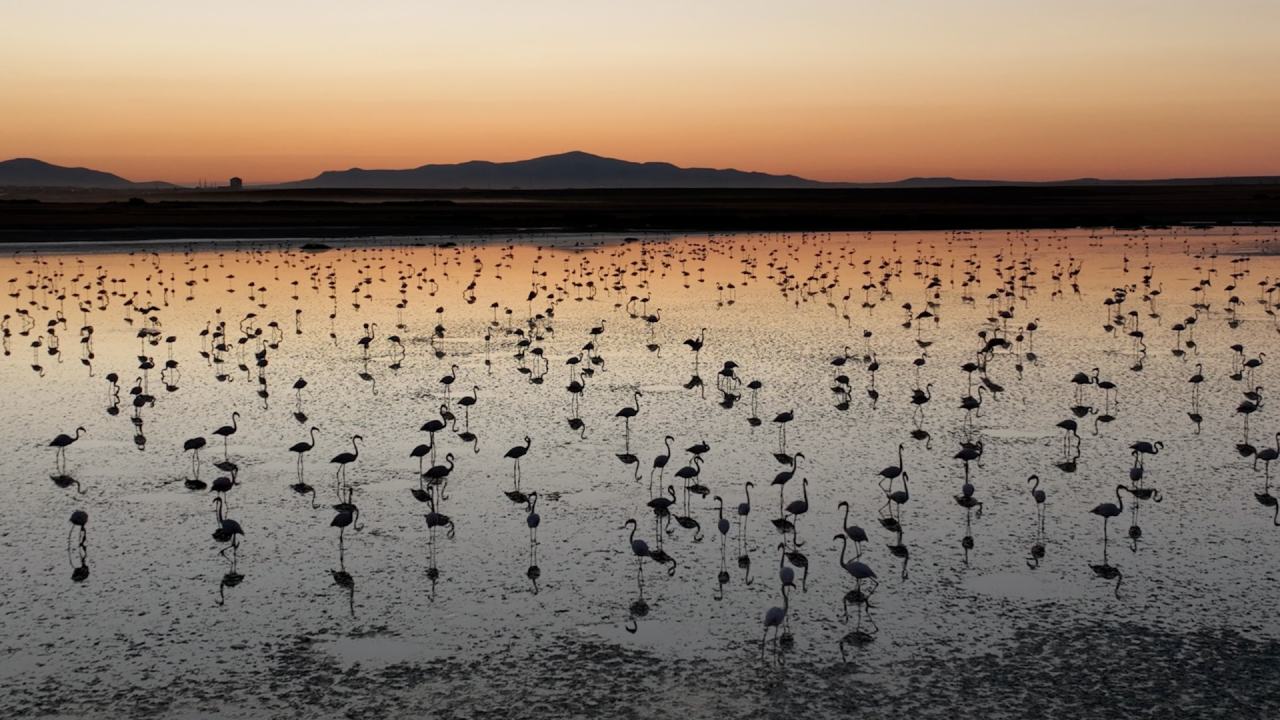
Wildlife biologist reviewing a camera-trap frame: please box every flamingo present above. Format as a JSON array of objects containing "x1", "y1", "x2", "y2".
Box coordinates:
[
  {"x1": 424, "y1": 453, "x2": 455, "y2": 487},
  {"x1": 834, "y1": 534, "x2": 878, "y2": 593},
  {"x1": 289, "y1": 426, "x2": 319, "y2": 477},
  {"x1": 651, "y1": 435, "x2": 674, "y2": 481},
  {"x1": 331, "y1": 489, "x2": 362, "y2": 541},
  {"x1": 439, "y1": 363, "x2": 459, "y2": 399},
  {"x1": 1028, "y1": 474, "x2": 1047, "y2": 530},
  {"x1": 526, "y1": 491, "x2": 540, "y2": 544},
  {"x1": 330, "y1": 434, "x2": 363, "y2": 490},
  {"x1": 423, "y1": 495, "x2": 456, "y2": 538},
  {"x1": 1028, "y1": 474, "x2": 1046, "y2": 505},
  {"x1": 784, "y1": 477, "x2": 810, "y2": 530},
  {"x1": 881, "y1": 471, "x2": 910, "y2": 519},
  {"x1": 771, "y1": 453, "x2": 803, "y2": 511},
  {"x1": 616, "y1": 389, "x2": 642, "y2": 444},
  {"x1": 183, "y1": 436, "x2": 207, "y2": 480},
  {"x1": 505, "y1": 435, "x2": 531, "y2": 485},
  {"x1": 837, "y1": 501, "x2": 868, "y2": 556},
  {"x1": 68, "y1": 509, "x2": 88, "y2": 546},
  {"x1": 714, "y1": 496, "x2": 730, "y2": 537},
  {"x1": 773, "y1": 409, "x2": 795, "y2": 449},
  {"x1": 878, "y1": 443, "x2": 905, "y2": 481},
  {"x1": 1255, "y1": 432, "x2": 1280, "y2": 480},
  {"x1": 211, "y1": 497, "x2": 245, "y2": 557},
  {"x1": 457, "y1": 385, "x2": 479, "y2": 427},
  {"x1": 622, "y1": 518, "x2": 658, "y2": 589},
  {"x1": 1130, "y1": 440, "x2": 1164, "y2": 457},
  {"x1": 50, "y1": 426, "x2": 86, "y2": 472},
  {"x1": 1090, "y1": 485, "x2": 1130, "y2": 543},
  {"x1": 674, "y1": 456, "x2": 703, "y2": 486},
  {"x1": 737, "y1": 482, "x2": 754, "y2": 520},
  {"x1": 212, "y1": 411, "x2": 240, "y2": 457},
  {"x1": 410, "y1": 442, "x2": 433, "y2": 476},
  {"x1": 761, "y1": 579, "x2": 794, "y2": 654}
]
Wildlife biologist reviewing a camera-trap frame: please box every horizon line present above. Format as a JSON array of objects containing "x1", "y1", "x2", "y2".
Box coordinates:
[{"x1": 3, "y1": 151, "x2": 1280, "y2": 189}]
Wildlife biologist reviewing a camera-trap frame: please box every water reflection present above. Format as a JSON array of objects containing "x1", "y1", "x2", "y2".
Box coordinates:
[
  {"x1": 1254, "y1": 487, "x2": 1280, "y2": 525},
  {"x1": 51, "y1": 472, "x2": 85, "y2": 494},
  {"x1": 421, "y1": 476, "x2": 456, "y2": 599},
  {"x1": 524, "y1": 491, "x2": 542, "y2": 593},
  {"x1": 1090, "y1": 559, "x2": 1124, "y2": 599},
  {"x1": 959, "y1": 505, "x2": 979, "y2": 566},
  {"x1": 67, "y1": 509, "x2": 89, "y2": 583},
  {"x1": 330, "y1": 566, "x2": 356, "y2": 618},
  {"x1": 1027, "y1": 474, "x2": 1048, "y2": 569},
  {"x1": 210, "y1": 496, "x2": 245, "y2": 605},
  {"x1": 760, "y1": 576, "x2": 795, "y2": 660}
]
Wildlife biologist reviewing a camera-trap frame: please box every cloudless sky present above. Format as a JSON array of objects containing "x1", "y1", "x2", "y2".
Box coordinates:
[{"x1": 2, "y1": 0, "x2": 1278, "y2": 183}]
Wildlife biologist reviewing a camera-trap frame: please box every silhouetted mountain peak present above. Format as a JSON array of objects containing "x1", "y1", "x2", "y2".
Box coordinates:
[
  {"x1": 6, "y1": 157, "x2": 57, "y2": 169},
  {"x1": 0, "y1": 157, "x2": 172, "y2": 188},
  {"x1": 294, "y1": 152, "x2": 830, "y2": 190}
]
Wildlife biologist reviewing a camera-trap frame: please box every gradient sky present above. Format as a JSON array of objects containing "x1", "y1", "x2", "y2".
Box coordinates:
[{"x1": 2, "y1": 0, "x2": 1278, "y2": 184}]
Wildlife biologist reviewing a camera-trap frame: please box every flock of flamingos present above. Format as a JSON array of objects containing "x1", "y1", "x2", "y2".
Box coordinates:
[{"x1": 14, "y1": 229, "x2": 1280, "y2": 656}]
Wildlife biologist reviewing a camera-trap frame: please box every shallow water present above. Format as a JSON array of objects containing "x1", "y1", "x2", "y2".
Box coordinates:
[{"x1": 3, "y1": 228, "x2": 1280, "y2": 718}]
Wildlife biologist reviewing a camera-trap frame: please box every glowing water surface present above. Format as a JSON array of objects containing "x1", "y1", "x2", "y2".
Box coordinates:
[{"x1": 2, "y1": 227, "x2": 1279, "y2": 718}]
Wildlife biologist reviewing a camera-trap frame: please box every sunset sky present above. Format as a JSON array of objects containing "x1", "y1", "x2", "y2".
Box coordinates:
[{"x1": 2, "y1": 0, "x2": 1278, "y2": 184}]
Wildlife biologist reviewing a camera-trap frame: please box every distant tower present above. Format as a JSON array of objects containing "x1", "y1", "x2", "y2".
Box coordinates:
[{"x1": 229, "y1": 176, "x2": 243, "y2": 190}]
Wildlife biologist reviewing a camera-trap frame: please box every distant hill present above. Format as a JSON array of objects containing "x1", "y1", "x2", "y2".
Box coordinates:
[
  {"x1": 0, "y1": 158, "x2": 171, "y2": 189},
  {"x1": 285, "y1": 152, "x2": 1280, "y2": 190},
  {"x1": 285, "y1": 151, "x2": 832, "y2": 190},
  {"x1": 854, "y1": 175, "x2": 1280, "y2": 189}
]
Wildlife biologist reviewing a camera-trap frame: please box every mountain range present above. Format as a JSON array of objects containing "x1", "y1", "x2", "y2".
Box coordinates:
[
  {"x1": 3, "y1": 152, "x2": 1278, "y2": 190},
  {"x1": 285, "y1": 151, "x2": 825, "y2": 189},
  {"x1": 0, "y1": 158, "x2": 172, "y2": 189}
]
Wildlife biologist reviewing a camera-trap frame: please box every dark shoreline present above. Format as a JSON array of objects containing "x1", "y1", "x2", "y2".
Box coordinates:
[{"x1": 1, "y1": 185, "x2": 1279, "y2": 242}]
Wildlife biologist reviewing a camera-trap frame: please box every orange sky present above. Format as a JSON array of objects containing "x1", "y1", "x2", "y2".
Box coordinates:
[{"x1": 2, "y1": 1, "x2": 1278, "y2": 184}]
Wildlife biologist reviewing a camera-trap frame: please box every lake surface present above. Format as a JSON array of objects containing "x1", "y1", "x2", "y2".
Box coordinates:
[{"x1": 2, "y1": 228, "x2": 1279, "y2": 718}]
